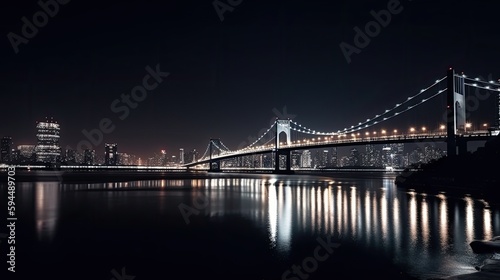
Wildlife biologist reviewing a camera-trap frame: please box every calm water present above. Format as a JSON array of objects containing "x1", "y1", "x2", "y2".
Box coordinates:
[{"x1": 1, "y1": 173, "x2": 499, "y2": 280}]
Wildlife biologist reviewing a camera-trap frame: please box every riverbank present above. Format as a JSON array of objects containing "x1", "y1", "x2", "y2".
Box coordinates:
[
  {"x1": 395, "y1": 134, "x2": 500, "y2": 205},
  {"x1": 0, "y1": 167, "x2": 400, "y2": 183}
]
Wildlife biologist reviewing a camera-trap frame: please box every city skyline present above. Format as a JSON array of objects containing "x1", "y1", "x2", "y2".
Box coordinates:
[
  {"x1": 1, "y1": 117, "x2": 448, "y2": 168},
  {"x1": 1, "y1": 0, "x2": 499, "y2": 158},
  {"x1": 2, "y1": 2, "x2": 500, "y2": 280}
]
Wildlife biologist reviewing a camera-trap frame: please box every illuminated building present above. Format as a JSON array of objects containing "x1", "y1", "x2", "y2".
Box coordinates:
[
  {"x1": 0, "y1": 136, "x2": 13, "y2": 163},
  {"x1": 35, "y1": 119, "x2": 61, "y2": 163},
  {"x1": 64, "y1": 149, "x2": 76, "y2": 164},
  {"x1": 179, "y1": 148, "x2": 184, "y2": 164},
  {"x1": 301, "y1": 150, "x2": 311, "y2": 168},
  {"x1": 84, "y1": 149, "x2": 96, "y2": 165},
  {"x1": 104, "y1": 143, "x2": 118, "y2": 165},
  {"x1": 17, "y1": 145, "x2": 36, "y2": 163}
]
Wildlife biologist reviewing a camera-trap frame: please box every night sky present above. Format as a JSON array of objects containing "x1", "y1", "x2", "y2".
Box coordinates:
[{"x1": 1, "y1": 0, "x2": 499, "y2": 158}]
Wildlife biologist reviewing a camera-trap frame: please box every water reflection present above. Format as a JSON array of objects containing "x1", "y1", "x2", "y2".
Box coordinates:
[
  {"x1": 438, "y1": 194, "x2": 448, "y2": 250},
  {"x1": 35, "y1": 182, "x2": 59, "y2": 242},
  {"x1": 6, "y1": 175, "x2": 500, "y2": 279}
]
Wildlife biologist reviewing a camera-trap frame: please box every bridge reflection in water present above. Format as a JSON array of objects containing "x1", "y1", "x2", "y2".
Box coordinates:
[{"x1": 16, "y1": 175, "x2": 500, "y2": 279}]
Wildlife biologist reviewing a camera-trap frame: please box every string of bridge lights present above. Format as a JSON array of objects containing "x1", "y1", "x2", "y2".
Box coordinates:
[
  {"x1": 289, "y1": 77, "x2": 447, "y2": 136},
  {"x1": 460, "y1": 75, "x2": 500, "y2": 87},
  {"x1": 198, "y1": 74, "x2": 499, "y2": 159},
  {"x1": 241, "y1": 120, "x2": 278, "y2": 150},
  {"x1": 199, "y1": 142, "x2": 212, "y2": 161},
  {"x1": 459, "y1": 74, "x2": 500, "y2": 92},
  {"x1": 210, "y1": 141, "x2": 227, "y2": 155},
  {"x1": 219, "y1": 141, "x2": 233, "y2": 152},
  {"x1": 291, "y1": 89, "x2": 446, "y2": 136}
]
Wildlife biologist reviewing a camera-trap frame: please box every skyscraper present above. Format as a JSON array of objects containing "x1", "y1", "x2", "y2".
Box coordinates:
[
  {"x1": 330, "y1": 147, "x2": 338, "y2": 167},
  {"x1": 179, "y1": 148, "x2": 185, "y2": 164},
  {"x1": 104, "y1": 143, "x2": 118, "y2": 165},
  {"x1": 84, "y1": 149, "x2": 96, "y2": 165},
  {"x1": 64, "y1": 149, "x2": 76, "y2": 165},
  {"x1": 35, "y1": 119, "x2": 61, "y2": 164},
  {"x1": 0, "y1": 136, "x2": 13, "y2": 163},
  {"x1": 349, "y1": 148, "x2": 361, "y2": 166},
  {"x1": 301, "y1": 150, "x2": 312, "y2": 168},
  {"x1": 17, "y1": 145, "x2": 36, "y2": 163},
  {"x1": 291, "y1": 151, "x2": 301, "y2": 168}
]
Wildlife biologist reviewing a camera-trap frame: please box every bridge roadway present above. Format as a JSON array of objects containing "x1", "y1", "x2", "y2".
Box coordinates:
[{"x1": 185, "y1": 132, "x2": 493, "y2": 167}]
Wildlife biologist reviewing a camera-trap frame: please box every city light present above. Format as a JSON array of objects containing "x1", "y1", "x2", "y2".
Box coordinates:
[
  {"x1": 410, "y1": 127, "x2": 415, "y2": 133},
  {"x1": 422, "y1": 127, "x2": 426, "y2": 132},
  {"x1": 465, "y1": 123, "x2": 472, "y2": 133},
  {"x1": 440, "y1": 124, "x2": 446, "y2": 130}
]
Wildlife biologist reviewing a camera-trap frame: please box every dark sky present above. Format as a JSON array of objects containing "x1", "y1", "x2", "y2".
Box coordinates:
[{"x1": 1, "y1": 0, "x2": 499, "y2": 158}]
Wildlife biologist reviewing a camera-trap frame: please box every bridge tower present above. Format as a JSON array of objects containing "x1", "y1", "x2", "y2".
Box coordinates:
[
  {"x1": 446, "y1": 68, "x2": 467, "y2": 157},
  {"x1": 209, "y1": 138, "x2": 221, "y2": 172},
  {"x1": 274, "y1": 119, "x2": 292, "y2": 173}
]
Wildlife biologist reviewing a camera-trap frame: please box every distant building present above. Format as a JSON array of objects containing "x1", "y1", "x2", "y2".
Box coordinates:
[
  {"x1": 35, "y1": 119, "x2": 61, "y2": 164},
  {"x1": 291, "y1": 151, "x2": 302, "y2": 168},
  {"x1": 83, "y1": 149, "x2": 96, "y2": 165},
  {"x1": 321, "y1": 150, "x2": 329, "y2": 168},
  {"x1": 263, "y1": 154, "x2": 273, "y2": 168},
  {"x1": 118, "y1": 153, "x2": 131, "y2": 165},
  {"x1": 64, "y1": 149, "x2": 76, "y2": 165},
  {"x1": 17, "y1": 145, "x2": 36, "y2": 163},
  {"x1": 330, "y1": 147, "x2": 338, "y2": 167},
  {"x1": 301, "y1": 150, "x2": 312, "y2": 168},
  {"x1": 186, "y1": 149, "x2": 198, "y2": 163},
  {"x1": 349, "y1": 148, "x2": 361, "y2": 166},
  {"x1": 104, "y1": 143, "x2": 118, "y2": 165},
  {"x1": 179, "y1": 148, "x2": 185, "y2": 164},
  {"x1": 1, "y1": 136, "x2": 13, "y2": 163},
  {"x1": 364, "y1": 145, "x2": 376, "y2": 167}
]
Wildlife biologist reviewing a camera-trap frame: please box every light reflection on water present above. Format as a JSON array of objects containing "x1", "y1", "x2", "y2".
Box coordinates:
[{"x1": 6, "y1": 174, "x2": 500, "y2": 279}]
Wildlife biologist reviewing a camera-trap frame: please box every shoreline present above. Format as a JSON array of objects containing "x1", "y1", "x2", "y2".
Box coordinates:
[{"x1": 0, "y1": 168, "x2": 401, "y2": 183}]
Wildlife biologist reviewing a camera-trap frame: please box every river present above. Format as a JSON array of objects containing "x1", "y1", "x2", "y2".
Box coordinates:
[{"x1": 1, "y1": 172, "x2": 498, "y2": 279}]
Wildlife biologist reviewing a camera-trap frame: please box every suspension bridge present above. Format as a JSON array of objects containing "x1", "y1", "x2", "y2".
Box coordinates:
[{"x1": 186, "y1": 68, "x2": 500, "y2": 173}]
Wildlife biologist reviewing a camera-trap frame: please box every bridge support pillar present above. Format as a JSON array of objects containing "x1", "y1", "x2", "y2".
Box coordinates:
[
  {"x1": 273, "y1": 119, "x2": 293, "y2": 174},
  {"x1": 446, "y1": 68, "x2": 466, "y2": 157},
  {"x1": 457, "y1": 137, "x2": 468, "y2": 156},
  {"x1": 208, "y1": 138, "x2": 221, "y2": 172}
]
